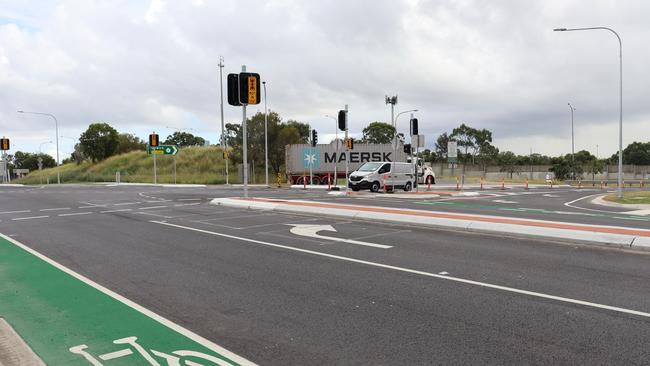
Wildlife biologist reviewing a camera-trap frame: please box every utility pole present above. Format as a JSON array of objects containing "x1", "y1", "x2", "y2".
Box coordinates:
[
  {"x1": 241, "y1": 65, "x2": 249, "y2": 198},
  {"x1": 568, "y1": 103, "x2": 576, "y2": 179},
  {"x1": 218, "y1": 56, "x2": 229, "y2": 184},
  {"x1": 385, "y1": 95, "x2": 397, "y2": 127},
  {"x1": 344, "y1": 105, "x2": 349, "y2": 195}
]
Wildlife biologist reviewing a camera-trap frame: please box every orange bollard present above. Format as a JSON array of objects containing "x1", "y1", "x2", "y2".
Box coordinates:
[
  {"x1": 480, "y1": 176, "x2": 484, "y2": 191},
  {"x1": 383, "y1": 174, "x2": 387, "y2": 193},
  {"x1": 303, "y1": 171, "x2": 307, "y2": 190},
  {"x1": 525, "y1": 177, "x2": 529, "y2": 190},
  {"x1": 501, "y1": 177, "x2": 505, "y2": 190},
  {"x1": 427, "y1": 179, "x2": 431, "y2": 191},
  {"x1": 456, "y1": 176, "x2": 460, "y2": 191},
  {"x1": 641, "y1": 179, "x2": 645, "y2": 189},
  {"x1": 327, "y1": 173, "x2": 331, "y2": 191}
]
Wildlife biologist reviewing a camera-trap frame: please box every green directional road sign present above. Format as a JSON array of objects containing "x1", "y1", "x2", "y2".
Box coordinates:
[{"x1": 147, "y1": 145, "x2": 178, "y2": 155}]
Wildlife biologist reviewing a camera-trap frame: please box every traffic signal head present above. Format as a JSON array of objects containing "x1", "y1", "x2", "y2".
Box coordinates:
[
  {"x1": 311, "y1": 130, "x2": 318, "y2": 147},
  {"x1": 404, "y1": 143, "x2": 412, "y2": 154},
  {"x1": 338, "y1": 110, "x2": 347, "y2": 131},
  {"x1": 227, "y1": 73, "x2": 241, "y2": 106},
  {"x1": 0, "y1": 137, "x2": 9, "y2": 151},
  {"x1": 149, "y1": 133, "x2": 159, "y2": 147},
  {"x1": 238, "y1": 72, "x2": 261, "y2": 105},
  {"x1": 410, "y1": 118, "x2": 419, "y2": 136},
  {"x1": 345, "y1": 138, "x2": 354, "y2": 150}
]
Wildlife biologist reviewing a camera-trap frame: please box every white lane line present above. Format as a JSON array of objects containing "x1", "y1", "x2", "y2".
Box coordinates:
[
  {"x1": 177, "y1": 198, "x2": 202, "y2": 201},
  {"x1": 0, "y1": 210, "x2": 31, "y2": 215},
  {"x1": 174, "y1": 203, "x2": 201, "y2": 207},
  {"x1": 113, "y1": 202, "x2": 140, "y2": 206},
  {"x1": 58, "y1": 212, "x2": 93, "y2": 217},
  {"x1": 492, "y1": 199, "x2": 518, "y2": 204},
  {"x1": 100, "y1": 209, "x2": 133, "y2": 213},
  {"x1": 0, "y1": 232, "x2": 255, "y2": 366},
  {"x1": 144, "y1": 200, "x2": 172, "y2": 203},
  {"x1": 139, "y1": 205, "x2": 169, "y2": 210},
  {"x1": 78, "y1": 206, "x2": 101, "y2": 209},
  {"x1": 40, "y1": 207, "x2": 71, "y2": 212},
  {"x1": 151, "y1": 220, "x2": 650, "y2": 319},
  {"x1": 12, "y1": 215, "x2": 49, "y2": 221},
  {"x1": 564, "y1": 193, "x2": 625, "y2": 213}
]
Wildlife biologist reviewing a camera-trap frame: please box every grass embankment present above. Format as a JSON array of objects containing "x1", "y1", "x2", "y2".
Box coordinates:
[
  {"x1": 16, "y1": 146, "x2": 259, "y2": 185},
  {"x1": 604, "y1": 191, "x2": 650, "y2": 204}
]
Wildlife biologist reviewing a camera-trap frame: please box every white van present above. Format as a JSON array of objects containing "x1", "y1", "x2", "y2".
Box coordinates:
[{"x1": 348, "y1": 162, "x2": 415, "y2": 192}]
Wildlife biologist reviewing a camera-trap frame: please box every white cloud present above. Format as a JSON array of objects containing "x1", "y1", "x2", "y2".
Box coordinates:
[{"x1": 0, "y1": 0, "x2": 648, "y2": 161}]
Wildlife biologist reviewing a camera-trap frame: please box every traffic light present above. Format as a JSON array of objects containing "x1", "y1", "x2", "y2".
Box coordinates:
[
  {"x1": 338, "y1": 110, "x2": 347, "y2": 131},
  {"x1": 311, "y1": 130, "x2": 318, "y2": 147},
  {"x1": 410, "y1": 118, "x2": 419, "y2": 136},
  {"x1": 0, "y1": 137, "x2": 9, "y2": 151},
  {"x1": 149, "y1": 133, "x2": 159, "y2": 147},
  {"x1": 238, "y1": 72, "x2": 261, "y2": 105},
  {"x1": 345, "y1": 138, "x2": 354, "y2": 150},
  {"x1": 404, "y1": 143, "x2": 412, "y2": 154},
  {"x1": 227, "y1": 73, "x2": 241, "y2": 106}
]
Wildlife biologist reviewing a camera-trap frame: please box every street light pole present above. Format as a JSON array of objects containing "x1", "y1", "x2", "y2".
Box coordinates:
[
  {"x1": 218, "y1": 56, "x2": 229, "y2": 185},
  {"x1": 568, "y1": 103, "x2": 576, "y2": 179},
  {"x1": 263, "y1": 81, "x2": 269, "y2": 187},
  {"x1": 554, "y1": 26, "x2": 623, "y2": 198},
  {"x1": 18, "y1": 110, "x2": 60, "y2": 184},
  {"x1": 325, "y1": 115, "x2": 339, "y2": 186},
  {"x1": 165, "y1": 126, "x2": 194, "y2": 185},
  {"x1": 392, "y1": 109, "x2": 418, "y2": 190}
]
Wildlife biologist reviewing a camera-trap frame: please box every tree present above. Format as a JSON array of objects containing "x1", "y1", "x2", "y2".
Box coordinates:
[
  {"x1": 117, "y1": 133, "x2": 146, "y2": 154},
  {"x1": 361, "y1": 122, "x2": 395, "y2": 144},
  {"x1": 497, "y1": 151, "x2": 521, "y2": 178},
  {"x1": 79, "y1": 123, "x2": 120, "y2": 162},
  {"x1": 450, "y1": 123, "x2": 497, "y2": 164},
  {"x1": 12, "y1": 151, "x2": 56, "y2": 172},
  {"x1": 434, "y1": 133, "x2": 451, "y2": 162},
  {"x1": 225, "y1": 111, "x2": 310, "y2": 174},
  {"x1": 164, "y1": 131, "x2": 206, "y2": 147},
  {"x1": 611, "y1": 141, "x2": 650, "y2": 165}
]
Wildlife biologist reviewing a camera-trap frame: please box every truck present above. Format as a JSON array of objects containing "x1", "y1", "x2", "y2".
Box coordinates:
[{"x1": 285, "y1": 140, "x2": 435, "y2": 185}]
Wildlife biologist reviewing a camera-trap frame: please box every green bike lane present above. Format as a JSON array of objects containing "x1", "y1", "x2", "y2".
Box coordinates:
[{"x1": 0, "y1": 233, "x2": 254, "y2": 366}]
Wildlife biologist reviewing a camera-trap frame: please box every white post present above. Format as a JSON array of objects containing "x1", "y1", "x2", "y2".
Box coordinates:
[
  {"x1": 153, "y1": 151, "x2": 157, "y2": 185},
  {"x1": 219, "y1": 56, "x2": 229, "y2": 185},
  {"x1": 344, "y1": 104, "x2": 349, "y2": 195},
  {"x1": 263, "y1": 81, "x2": 269, "y2": 187},
  {"x1": 242, "y1": 65, "x2": 249, "y2": 198}
]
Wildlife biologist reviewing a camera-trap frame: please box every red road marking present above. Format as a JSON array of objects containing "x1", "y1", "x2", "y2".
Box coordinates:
[{"x1": 241, "y1": 197, "x2": 650, "y2": 237}]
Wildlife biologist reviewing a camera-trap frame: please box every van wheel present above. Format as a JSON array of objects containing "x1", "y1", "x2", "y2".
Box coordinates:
[
  {"x1": 370, "y1": 181, "x2": 380, "y2": 192},
  {"x1": 351, "y1": 187, "x2": 360, "y2": 192},
  {"x1": 404, "y1": 181, "x2": 412, "y2": 191}
]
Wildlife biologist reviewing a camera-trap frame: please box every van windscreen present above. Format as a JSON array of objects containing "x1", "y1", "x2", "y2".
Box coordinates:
[{"x1": 357, "y1": 162, "x2": 383, "y2": 172}]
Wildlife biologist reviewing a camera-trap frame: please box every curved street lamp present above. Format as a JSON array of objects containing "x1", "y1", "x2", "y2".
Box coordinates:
[
  {"x1": 554, "y1": 26, "x2": 623, "y2": 197},
  {"x1": 18, "y1": 110, "x2": 60, "y2": 184}
]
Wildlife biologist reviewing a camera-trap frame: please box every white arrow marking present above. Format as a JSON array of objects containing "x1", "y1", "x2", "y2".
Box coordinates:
[
  {"x1": 543, "y1": 194, "x2": 559, "y2": 198},
  {"x1": 491, "y1": 199, "x2": 518, "y2": 204},
  {"x1": 285, "y1": 224, "x2": 392, "y2": 249}
]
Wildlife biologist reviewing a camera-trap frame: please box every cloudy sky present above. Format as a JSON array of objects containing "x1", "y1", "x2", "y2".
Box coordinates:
[{"x1": 0, "y1": 0, "x2": 648, "y2": 161}]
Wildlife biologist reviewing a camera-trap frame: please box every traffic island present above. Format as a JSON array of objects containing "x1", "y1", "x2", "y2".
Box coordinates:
[{"x1": 210, "y1": 197, "x2": 650, "y2": 251}]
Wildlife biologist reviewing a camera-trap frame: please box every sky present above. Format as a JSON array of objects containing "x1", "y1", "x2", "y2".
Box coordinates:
[{"x1": 0, "y1": 0, "x2": 649, "y2": 161}]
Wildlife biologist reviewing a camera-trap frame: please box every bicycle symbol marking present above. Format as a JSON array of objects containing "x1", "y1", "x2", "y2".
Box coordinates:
[{"x1": 69, "y1": 336, "x2": 236, "y2": 366}]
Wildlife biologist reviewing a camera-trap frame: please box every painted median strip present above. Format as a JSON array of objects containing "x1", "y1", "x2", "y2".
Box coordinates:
[
  {"x1": 0, "y1": 232, "x2": 255, "y2": 366},
  {"x1": 210, "y1": 197, "x2": 650, "y2": 250}
]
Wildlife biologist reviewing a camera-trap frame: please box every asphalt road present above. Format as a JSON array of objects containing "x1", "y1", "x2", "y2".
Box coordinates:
[{"x1": 1, "y1": 184, "x2": 650, "y2": 365}]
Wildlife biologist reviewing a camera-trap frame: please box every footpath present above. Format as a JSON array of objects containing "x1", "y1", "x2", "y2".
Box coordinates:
[
  {"x1": 0, "y1": 233, "x2": 253, "y2": 366},
  {"x1": 211, "y1": 197, "x2": 650, "y2": 251}
]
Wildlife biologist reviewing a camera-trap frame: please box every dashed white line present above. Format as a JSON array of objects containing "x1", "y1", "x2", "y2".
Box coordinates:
[
  {"x1": 100, "y1": 209, "x2": 133, "y2": 213},
  {"x1": 113, "y1": 202, "x2": 140, "y2": 206},
  {"x1": 174, "y1": 203, "x2": 201, "y2": 207},
  {"x1": 139, "y1": 206, "x2": 169, "y2": 210},
  {"x1": 0, "y1": 210, "x2": 31, "y2": 215},
  {"x1": 58, "y1": 212, "x2": 93, "y2": 217},
  {"x1": 12, "y1": 215, "x2": 49, "y2": 221},
  {"x1": 177, "y1": 198, "x2": 202, "y2": 201},
  {"x1": 40, "y1": 207, "x2": 71, "y2": 212}
]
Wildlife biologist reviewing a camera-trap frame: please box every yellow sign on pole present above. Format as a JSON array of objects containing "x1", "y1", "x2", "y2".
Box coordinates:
[{"x1": 247, "y1": 75, "x2": 257, "y2": 104}]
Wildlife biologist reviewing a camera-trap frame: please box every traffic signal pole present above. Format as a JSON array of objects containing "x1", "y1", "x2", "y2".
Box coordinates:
[
  {"x1": 344, "y1": 104, "x2": 349, "y2": 195},
  {"x1": 242, "y1": 65, "x2": 249, "y2": 199}
]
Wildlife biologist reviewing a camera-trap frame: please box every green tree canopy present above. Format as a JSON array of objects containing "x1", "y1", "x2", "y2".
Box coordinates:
[
  {"x1": 225, "y1": 111, "x2": 309, "y2": 174},
  {"x1": 164, "y1": 131, "x2": 206, "y2": 147},
  {"x1": 117, "y1": 133, "x2": 146, "y2": 154},
  {"x1": 79, "y1": 123, "x2": 120, "y2": 162},
  {"x1": 361, "y1": 122, "x2": 395, "y2": 144},
  {"x1": 12, "y1": 151, "x2": 56, "y2": 172}
]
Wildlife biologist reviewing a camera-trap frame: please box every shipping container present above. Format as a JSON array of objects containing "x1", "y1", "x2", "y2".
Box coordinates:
[{"x1": 285, "y1": 140, "x2": 409, "y2": 184}]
